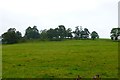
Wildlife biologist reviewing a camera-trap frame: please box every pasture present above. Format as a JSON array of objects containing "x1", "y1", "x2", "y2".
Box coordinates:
[{"x1": 2, "y1": 39, "x2": 118, "y2": 78}]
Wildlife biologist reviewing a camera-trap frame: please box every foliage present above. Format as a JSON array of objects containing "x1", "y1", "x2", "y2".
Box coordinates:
[
  {"x1": 74, "y1": 26, "x2": 90, "y2": 39},
  {"x1": 66, "y1": 28, "x2": 73, "y2": 38},
  {"x1": 2, "y1": 28, "x2": 22, "y2": 44},
  {"x1": 24, "y1": 26, "x2": 40, "y2": 39},
  {"x1": 110, "y1": 28, "x2": 120, "y2": 40},
  {"x1": 1, "y1": 25, "x2": 101, "y2": 43},
  {"x1": 74, "y1": 26, "x2": 80, "y2": 39},
  {"x1": 43, "y1": 25, "x2": 73, "y2": 41},
  {"x1": 47, "y1": 28, "x2": 59, "y2": 41},
  {"x1": 58, "y1": 25, "x2": 67, "y2": 39},
  {"x1": 40, "y1": 29, "x2": 48, "y2": 41},
  {"x1": 91, "y1": 31, "x2": 99, "y2": 40}
]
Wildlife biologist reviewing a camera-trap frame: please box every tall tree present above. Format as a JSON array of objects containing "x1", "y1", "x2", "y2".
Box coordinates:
[
  {"x1": 47, "y1": 28, "x2": 62, "y2": 41},
  {"x1": 24, "y1": 26, "x2": 32, "y2": 39},
  {"x1": 40, "y1": 29, "x2": 48, "y2": 40},
  {"x1": 66, "y1": 28, "x2": 73, "y2": 38},
  {"x1": 47, "y1": 28, "x2": 55, "y2": 40},
  {"x1": 2, "y1": 28, "x2": 22, "y2": 44},
  {"x1": 80, "y1": 28, "x2": 90, "y2": 39},
  {"x1": 54, "y1": 28, "x2": 59, "y2": 39},
  {"x1": 24, "y1": 26, "x2": 40, "y2": 39},
  {"x1": 58, "y1": 25, "x2": 67, "y2": 39},
  {"x1": 16, "y1": 31, "x2": 22, "y2": 40},
  {"x1": 74, "y1": 26, "x2": 80, "y2": 39},
  {"x1": 84, "y1": 28, "x2": 90, "y2": 35},
  {"x1": 32, "y1": 26, "x2": 40, "y2": 39}
]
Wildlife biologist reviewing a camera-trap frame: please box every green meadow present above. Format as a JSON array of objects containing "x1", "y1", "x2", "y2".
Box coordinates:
[{"x1": 2, "y1": 39, "x2": 118, "y2": 78}]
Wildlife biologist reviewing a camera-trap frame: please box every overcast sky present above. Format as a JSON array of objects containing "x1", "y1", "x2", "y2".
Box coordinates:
[{"x1": 0, "y1": 0, "x2": 119, "y2": 38}]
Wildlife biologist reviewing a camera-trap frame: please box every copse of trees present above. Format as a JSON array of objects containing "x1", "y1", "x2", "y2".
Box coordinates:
[
  {"x1": 39, "y1": 25, "x2": 99, "y2": 40},
  {"x1": 24, "y1": 26, "x2": 40, "y2": 39},
  {"x1": 39, "y1": 25, "x2": 72, "y2": 41},
  {"x1": 2, "y1": 28, "x2": 22, "y2": 44},
  {"x1": 1, "y1": 25, "x2": 100, "y2": 44},
  {"x1": 46, "y1": 25, "x2": 72, "y2": 41},
  {"x1": 73, "y1": 26, "x2": 91, "y2": 39},
  {"x1": 47, "y1": 28, "x2": 60, "y2": 41}
]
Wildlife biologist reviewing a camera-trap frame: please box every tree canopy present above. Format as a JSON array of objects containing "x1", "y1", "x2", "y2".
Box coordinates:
[
  {"x1": 110, "y1": 28, "x2": 120, "y2": 40},
  {"x1": 91, "y1": 31, "x2": 99, "y2": 40},
  {"x1": 2, "y1": 28, "x2": 22, "y2": 44},
  {"x1": 24, "y1": 26, "x2": 40, "y2": 39},
  {"x1": 74, "y1": 26, "x2": 90, "y2": 39}
]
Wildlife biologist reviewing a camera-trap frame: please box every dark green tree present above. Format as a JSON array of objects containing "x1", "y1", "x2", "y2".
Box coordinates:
[
  {"x1": 24, "y1": 26, "x2": 40, "y2": 39},
  {"x1": 32, "y1": 26, "x2": 40, "y2": 39},
  {"x1": 24, "y1": 26, "x2": 32, "y2": 39},
  {"x1": 91, "y1": 31, "x2": 99, "y2": 40},
  {"x1": 110, "y1": 28, "x2": 120, "y2": 40},
  {"x1": 66, "y1": 28, "x2": 73, "y2": 38},
  {"x1": 40, "y1": 29, "x2": 48, "y2": 40},
  {"x1": 47, "y1": 28, "x2": 55, "y2": 40},
  {"x1": 54, "y1": 28, "x2": 59, "y2": 39},
  {"x1": 16, "y1": 31, "x2": 22, "y2": 40},
  {"x1": 58, "y1": 25, "x2": 67, "y2": 39},
  {"x1": 84, "y1": 28, "x2": 90, "y2": 35},
  {"x1": 47, "y1": 28, "x2": 62, "y2": 41},
  {"x1": 80, "y1": 28, "x2": 90, "y2": 39},
  {"x1": 74, "y1": 26, "x2": 80, "y2": 39},
  {"x1": 2, "y1": 28, "x2": 22, "y2": 44},
  {"x1": 74, "y1": 26, "x2": 90, "y2": 39}
]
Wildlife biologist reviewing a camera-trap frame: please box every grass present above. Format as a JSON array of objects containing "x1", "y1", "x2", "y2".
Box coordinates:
[{"x1": 2, "y1": 39, "x2": 118, "y2": 78}]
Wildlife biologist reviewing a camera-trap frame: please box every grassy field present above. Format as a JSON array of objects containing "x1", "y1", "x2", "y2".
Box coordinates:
[{"x1": 2, "y1": 39, "x2": 118, "y2": 78}]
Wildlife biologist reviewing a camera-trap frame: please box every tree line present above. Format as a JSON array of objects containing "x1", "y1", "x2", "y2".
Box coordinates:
[{"x1": 1, "y1": 25, "x2": 99, "y2": 44}]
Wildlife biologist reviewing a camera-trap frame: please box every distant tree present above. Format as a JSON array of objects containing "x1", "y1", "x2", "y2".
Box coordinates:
[
  {"x1": 80, "y1": 28, "x2": 90, "y2": 39},
  {"x1": 16, "y1": 31, "x2": 22, "y2": 40},
  {"x1": 47, "y1": 28, "x2": 62, "y2": 41},
  {"x1": 32, "y1": 26, "x2": 40, "y2": 39},
  {"x1": 84, "y1": 28, "x2": 90, "y2": 36},
  {"x1": 54, "y1": 28, "x2": 59, "y2": 39},
  {"x1": 66, "y1": 28, "x2": 73, "y2": 38},
  {"x1": 73, "y1": 26, "x2": 90, "y2": 39},
  {"x1": 47, "y1": 28, "x2": 55, "y2": 40},
  {"x1": 2, "y1": 28, "x2": 22, "y2": 44},
  {"x1": 24, "y1": 26, "x2": 40, "y2": 39},
  {"x1": 58, "y1": 25, "x2": 67, "y2": 39},
  {"x1": 91, "y1": 31, "x2": 99, "y2": 40},
  {"x1": 40, "y1": 29, "x2": 48, "y2": 40},
  {"x1": 110, "y1": 28, "x2": 120, "y2": 40},
  {"x1": 74, "y1": 26, "x2": 80, "y2": 39},
  {"x1": 24, "y1": 26, "x2": 32, "y2": 39}
]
